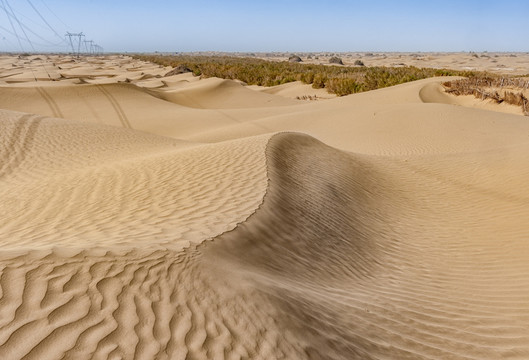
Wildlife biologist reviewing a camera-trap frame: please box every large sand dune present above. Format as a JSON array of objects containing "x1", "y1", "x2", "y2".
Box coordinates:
[{"x1": 1, "y1": 55, "x2": 529, "y2": 359}]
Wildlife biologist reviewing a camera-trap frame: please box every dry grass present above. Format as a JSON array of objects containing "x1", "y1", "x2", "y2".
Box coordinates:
[{"x1": 444, "y1": 77, "x2": 529, "y2": 115}]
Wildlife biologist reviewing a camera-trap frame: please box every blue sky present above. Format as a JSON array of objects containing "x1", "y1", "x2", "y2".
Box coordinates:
[{"x1": 1, "y1": 0, "x2": 528, "y2": 52}]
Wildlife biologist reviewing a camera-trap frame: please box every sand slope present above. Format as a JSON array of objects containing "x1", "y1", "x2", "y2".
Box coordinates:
[
  {"x1": 148, "y1": 77, "x2": 298, "y2": 109},
  {"x1": 0, "y1": 110, "x2": 271, "y2": 252},
  {"x1": 1, "y1": 55, "x2": 529, "y2": 359},
  {"x1": 207, "y1": 133, "x2": 529, "y2": 359}
]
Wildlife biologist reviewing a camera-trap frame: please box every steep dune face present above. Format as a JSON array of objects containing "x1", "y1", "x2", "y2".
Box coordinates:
[{"x1": 204, "y1": 133, "x2": 529, "y2": 359}]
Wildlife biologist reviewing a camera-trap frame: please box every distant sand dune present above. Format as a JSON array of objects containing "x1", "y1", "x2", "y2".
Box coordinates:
[
  {"x1": 1, "y1": 55, "x2": 529, "y2": 359},
  {"x1": 148, "y1": 77, "x2": 298, "y2": 109}
]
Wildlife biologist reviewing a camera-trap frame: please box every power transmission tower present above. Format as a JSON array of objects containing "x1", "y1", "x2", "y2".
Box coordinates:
[
  {"x1": 93, "y1": 44, "x2": 103, "y2": 55},
  {"x1": 65, "y1": 32, "x2": 84, "y2": 57},
  {"x1": 84, "y1": 39, "x2": 94, "y2": 55}
]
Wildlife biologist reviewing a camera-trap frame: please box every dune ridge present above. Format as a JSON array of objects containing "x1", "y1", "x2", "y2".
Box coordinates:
[{"x1": 205, "y1": 132, "x2": 529, "y2": 359}]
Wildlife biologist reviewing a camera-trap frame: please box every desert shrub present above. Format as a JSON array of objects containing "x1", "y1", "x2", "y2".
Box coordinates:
[
  {"x1": 300, "y1": 72, "x2": 315, "y2": 84},
  {"x1": 443, "y1": 76, "x2": 529, "y2": 115},
  {"x1": 312, "y1": 74, "x2": 328, "y2": 89},
  {"x1": 354, "y1": 60, "x2": 365, "y2": 66},
  {"x1": 504, "y1": 91, "x2": 524, "y2": 106},
  {"x1": 326, "y1": 78, "x2": 364, "y2": 96}
]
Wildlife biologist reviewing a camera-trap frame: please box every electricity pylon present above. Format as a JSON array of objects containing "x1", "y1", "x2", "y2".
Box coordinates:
[
  {"x1": 65, "y1": 32, "x2": 84, "y2": 57},
  {"x1": 93, "y1": 44, "x2": 103, "y2": 55},
  {"x1": 84, "y1": 40, "x2": 94, "y2": 54}
]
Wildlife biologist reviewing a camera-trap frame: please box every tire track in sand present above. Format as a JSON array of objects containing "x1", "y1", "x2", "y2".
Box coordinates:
[
  {"x1": 35, "y1": 87, "x2": 63, "y2": 118},
  {"x1": 96, "y1": 85, "x2": 132, "y2": 129}
]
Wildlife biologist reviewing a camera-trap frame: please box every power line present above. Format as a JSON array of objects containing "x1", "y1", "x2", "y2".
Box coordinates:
[
  {"x1": 0, "y1": 0, "x2": 68, "y2": 51},
  {"x1": 6, "y1": 2, "x2": 63, "y2": 39},
  {"x1": 4, "y1": 0, "x2": 35, "y2": 51},
  {"x1": 0, "y1": 0, "x2": 24, "y2": 51},
  {"x1": 2, "y1": 1, "x2": 56, "y2": 80},
  {"x1": 26, "y1": 0, "x2": 65, "y2": 42},
  {"x1": 0, "y1": 1, "x2": 104, "y2": 55},
  {"x1": 0, "y1": 11, "x2": 65, "y2": 47},
  {"x1": 39, "y1": 0, "x2": 68, "y2": 29},
  {"x1": 0, "y1": 0, "x2": 40, "y2": 81},
  {"x1": 0, "y1": 29, "x2": 17, "y2": 49},
  {"x1": 0, "y1": 2, "x2": 66, "y2": 48}
]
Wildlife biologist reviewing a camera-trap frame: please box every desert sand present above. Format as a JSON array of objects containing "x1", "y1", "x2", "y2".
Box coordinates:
[{"x1": 1, "y1": 54, "x2": 529, "y2": 359}]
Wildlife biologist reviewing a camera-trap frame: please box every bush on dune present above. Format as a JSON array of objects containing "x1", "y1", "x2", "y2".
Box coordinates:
[
  {"x1": 444, "y1": 76, "x2": 529, "y2": 115},
  {"x1": 326, "y1": 78, "x2": 364, "y2": 96}
]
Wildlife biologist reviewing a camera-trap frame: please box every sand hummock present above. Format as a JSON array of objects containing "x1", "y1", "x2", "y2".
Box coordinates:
[{"x1": 1, "y1": 54, "x2": 529, "y2": 359}]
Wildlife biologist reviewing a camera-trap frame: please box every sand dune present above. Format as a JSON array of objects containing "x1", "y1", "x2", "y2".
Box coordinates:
[
  {"x1": 1, "y1": 55, "x2": 529, "y2": 359},
  {"x1": 248, "y1": 81, "x2": 336, "y2": 100},
  {"x1": 0, "y1": 82, "x2": 293, "y2": 139},
  {"x1": 148, "y1": 77, "x2": 298, "y2": 109},
  {"x1": 206, "y1": 133, "x2": 529, "y2": 359}
]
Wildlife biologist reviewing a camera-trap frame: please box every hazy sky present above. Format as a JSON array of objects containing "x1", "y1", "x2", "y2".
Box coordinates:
[{"x1": 1, "y1": 0, "x2": 528, "y2": 53}]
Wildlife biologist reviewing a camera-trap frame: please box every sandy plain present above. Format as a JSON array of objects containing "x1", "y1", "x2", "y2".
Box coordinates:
[{"x1": 0, "y1": 54, "x2": 529, "y2": 359}]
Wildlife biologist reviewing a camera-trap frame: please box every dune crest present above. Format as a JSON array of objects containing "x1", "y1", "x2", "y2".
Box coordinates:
[{"x1": 207, "y1": 132, "x2": 529, "y2": 359}]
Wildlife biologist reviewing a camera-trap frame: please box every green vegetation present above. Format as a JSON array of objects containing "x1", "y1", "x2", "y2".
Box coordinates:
[
  {"x1": 135, "y1": 54, "x2": 476, "y2": 96},
  {"x1": 326, "y1": 77, "x2": 363, "y2": 96}
]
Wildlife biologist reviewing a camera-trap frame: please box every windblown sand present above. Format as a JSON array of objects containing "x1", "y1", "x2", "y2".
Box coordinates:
[{"x1": 1, "y1": 54, "x2": 529, "y2": 359}]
